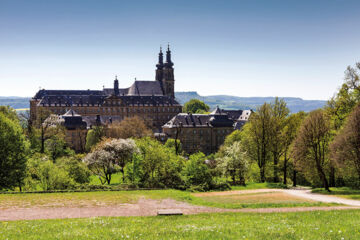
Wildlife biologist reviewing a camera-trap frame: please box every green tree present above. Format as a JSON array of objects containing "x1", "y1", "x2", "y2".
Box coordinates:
[
  {"x1": 325, "y1": 62, "x2": 360, "y2": 186},
  {"x1": 183, "y1": 99, "x2": 210, "y2": 114},
  {"x1": 0, "y1": 106, "x2": 19, "y2": 122},
  {"x1": 57, "y1": 156, "x2": 91, "y2": 184},
  {"x1": 330, "y1": 104, "x2": 360, "y2": 186},
  {"x1": 217, "y1": 141, "x2": 249, "y2": 185},
  {"x1": 269, "y1": 98, "x2": 290, "y2": 182},
  {"x1": 44, "y1": 131, "x2": 72, "y2": 161},
  {"x1": 124, "y1": 153, "x2": 143, "y2": 185},
  {"x1": 182, "y1": 152, "x2": 213, "y2": 190},
  {"x1": 24, "y1": 155, "x2": 75, "y2": 191},
  {"x1": 241, "y1": 103, "x2": 272, "y2": 182},
  {"x1": 224, "y1": 130, "x2": 242, "y2": 146},
  {"x1": 282, "y1": 111, "x2": 306, "y2": 185},
  {"x1": 37, "y1": 160, "x2": 74, "y2": 191},
  {"x1": 292, "y1": 110, "x2": 331, "y2": 191},
  {"x1": 85, "y1": 126, "x2": 104, "y2": 152},
  {"x1": 326, "y1": 62, "x2": 360, "y2": 130},
  {"x1": 135, "y1": 137, "x2": 184, "y2": 188},
  {"x1": 0, "y1": 112, "x2": 27, "y2": 191},
  {"x1": 164, "y1": 138, "x2": 182, "y2": 155}
]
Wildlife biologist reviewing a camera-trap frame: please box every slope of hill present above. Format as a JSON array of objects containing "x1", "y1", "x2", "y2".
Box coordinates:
[
  {"x1": 0, "y1": 97, "x2": 31, "y2": 110},
  {"x1": 0, "y1": 93, "x2": 327, "y2": 113},
  {"x1": 175, "y1": 92, "x2": 327, "y2": 113}
]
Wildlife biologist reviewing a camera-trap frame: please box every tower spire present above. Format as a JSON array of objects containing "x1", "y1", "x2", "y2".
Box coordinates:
[
  {"x1": 165, "y1": 43, "x2": 173, "y2": 67},
  {"x1": 114, "y1": 75, "x2": 119, "y2": 95},
  {"x1": 156, "y1": 45, "x2": 163, "y2": 69}
]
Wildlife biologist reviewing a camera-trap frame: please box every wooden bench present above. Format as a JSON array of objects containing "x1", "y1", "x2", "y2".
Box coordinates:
[{"x1": 157, "y1": 209, "x2": 183, "y2": 216}]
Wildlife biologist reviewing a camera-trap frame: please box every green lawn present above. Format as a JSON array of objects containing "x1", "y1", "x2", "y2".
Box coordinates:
[
  {"x1": 230, "y1": 182, "x2": 288, "y2": 190},
  {"x1": 89, "y1": 173, "x2": 124, "y2": 185},
  {"x1": 1, "y1": 210, "x2": 360, "y2": 239},
  {"x1": 0, "y1": 189, "x2": 336, "y2": 210},
  {"x1": 0, "y1": 190, "x2": 188, "y2": 209},
  {"x1": 312, "y1": 187, "x2": 360, "y2": 200}
]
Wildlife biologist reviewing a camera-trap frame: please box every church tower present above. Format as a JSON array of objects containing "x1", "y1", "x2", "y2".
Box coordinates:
[
  {"x1": 162, "y1": 44, "x2": 175, "y2": 98},
  {"x1": 155, "y1": 47, "x2": 164, "y2": 83},
  {"x1": 114, "y1": 75, "x2": 119, "y2": 95}
]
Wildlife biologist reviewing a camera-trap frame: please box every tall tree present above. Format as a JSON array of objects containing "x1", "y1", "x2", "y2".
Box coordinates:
[
  {"x1": 34, "y1": 109, "x2": 64, "y2": 154},
  {"x1": 292, "y1": 110, "x2": 331, "y2": 191},
  {"x1": 135, "y1": 137, "x2": 184, "y2": 188},
  {"x1": 269, "y1": 97, "x2": 290, "y2": 182},
  {"x1": 0, "y1": 112, "x2": 27, "y2": 191},
  {"x1": 183, "y1": 99, "x2": 210, "y2": 114},
  {"x1": 241, "y1": 103, "x2": 272, "y2": 182},
  {"x1": 330, "y1": 104, "x2": 360, "y2": 185},
  {"x1": 326, "y1": 62, "x2": 360, "y2": 186},
  {"x1": 282, "y1": 111, "x2": 306, "y2": 185}
]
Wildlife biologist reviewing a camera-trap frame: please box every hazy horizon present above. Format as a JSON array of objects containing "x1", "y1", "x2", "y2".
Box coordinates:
[{"x1": 1, "y1": 0, "x2": 359, "y2": 100}]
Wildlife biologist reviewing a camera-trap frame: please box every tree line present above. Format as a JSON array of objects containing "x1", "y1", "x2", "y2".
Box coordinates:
[{"x1": 227, "y1": 62, "x2": 360, "y2": 191}]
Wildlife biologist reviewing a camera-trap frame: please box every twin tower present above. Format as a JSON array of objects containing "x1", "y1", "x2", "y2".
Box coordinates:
[{"x1": 155, "y1": 45, "x2": 175, "y2": 98}]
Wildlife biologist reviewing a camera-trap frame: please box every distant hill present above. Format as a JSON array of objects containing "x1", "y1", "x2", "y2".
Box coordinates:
[
  {"x1": 175, "y1": 91, "x2": 327, "y2": 113},
  {"x1": 0, "y1": 92, "x2": 327, "y2": 113},
  {"x1": 0, "y1": 97, "x2": 31, "y2": 110}
]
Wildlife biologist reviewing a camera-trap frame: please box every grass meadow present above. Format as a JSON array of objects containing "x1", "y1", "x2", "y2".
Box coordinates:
[{"x1": 1, "y1": 210, "x2": 360, "y2": 240}]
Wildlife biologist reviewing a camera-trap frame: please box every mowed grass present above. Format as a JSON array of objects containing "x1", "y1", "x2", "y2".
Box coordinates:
[
  {"x1": 1, "y1": 210, "x2": 360, "y2": 239},
  {"x1": 89, "y1": 173, "x2": 124, "y2": 185},
  {"x1": 230, "y1": 182, "x2": 288, "y2": 190},
  {"x1": 312, "y1": 187, "x2": 360, "y2": 200},
  {"x1": 0, "y1": 189, "x2": 335, "y2": 210},
  {"x1": 0, "y1": 190, "x2": 190, "y2": 209}
]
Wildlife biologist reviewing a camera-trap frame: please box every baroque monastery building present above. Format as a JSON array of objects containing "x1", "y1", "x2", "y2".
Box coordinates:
[{"x1": 30, "y1": 46, "x2": 182, "y2": 132}]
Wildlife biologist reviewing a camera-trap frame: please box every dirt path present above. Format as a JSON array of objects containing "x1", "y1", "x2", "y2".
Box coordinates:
[
  {"x1": 1, "y1": 189, "x2": 360, "y2": 221},
  {"x1": 284, "y1": 189, "x2": 360, "y2": 206},
  {"x1": 195, "y1": 189, "x2": 360, "y2": 207}
]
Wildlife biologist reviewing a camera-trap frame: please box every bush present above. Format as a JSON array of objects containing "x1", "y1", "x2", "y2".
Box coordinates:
[
  {"x1": 57, "y1": 156, "x2": 91, "y2": 184},
  {"x1": 135, "y1": 138, "x2": 184, "y2": 188},
  {"x1": 211, "y1": 180, "x2": 231, "y2": 191},
  {"x1": 182, "y1": 152, "x2": 213, "y2": 191},
  {"x1": 24, "y1": 154, "x2": 83, "y2": 191},
  {"x1": 37, "y1": 160, "x2": 75, "y2": 190}
]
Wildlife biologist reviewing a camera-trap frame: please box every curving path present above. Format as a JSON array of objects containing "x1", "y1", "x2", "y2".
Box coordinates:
[{"x1": 284, "y1": 189, "x2": 360, "y2": 206}]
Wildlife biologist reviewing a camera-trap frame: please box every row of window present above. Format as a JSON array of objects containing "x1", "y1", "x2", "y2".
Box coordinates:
[
  {"x1": 189, "y1": 129, "x2": 232, "y2": 135},
  {"x1": 47, "y1": 107, "x2": 181, "y2": 115}
]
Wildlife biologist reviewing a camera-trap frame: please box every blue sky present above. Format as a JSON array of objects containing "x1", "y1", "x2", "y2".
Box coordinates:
[{"x1": 0, "y1": 0, "x2": 359, "y2": 100}]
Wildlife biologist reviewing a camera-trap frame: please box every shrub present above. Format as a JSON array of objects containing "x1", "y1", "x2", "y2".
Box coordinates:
[
  {"x1": 57, "y1": 156, "x2": 91, "y2": 184},
  {"x1": 182, "y1": 152, "x2": 213, "y2": 191}
]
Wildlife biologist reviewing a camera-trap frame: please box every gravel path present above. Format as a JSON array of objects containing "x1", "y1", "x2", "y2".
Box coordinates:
[
  {"x1": 1, "y1": 189, "x2": 360, "y2": 221},
  {"x1": 284, "y1": 189, "x2": 360, "y2": 206}
]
